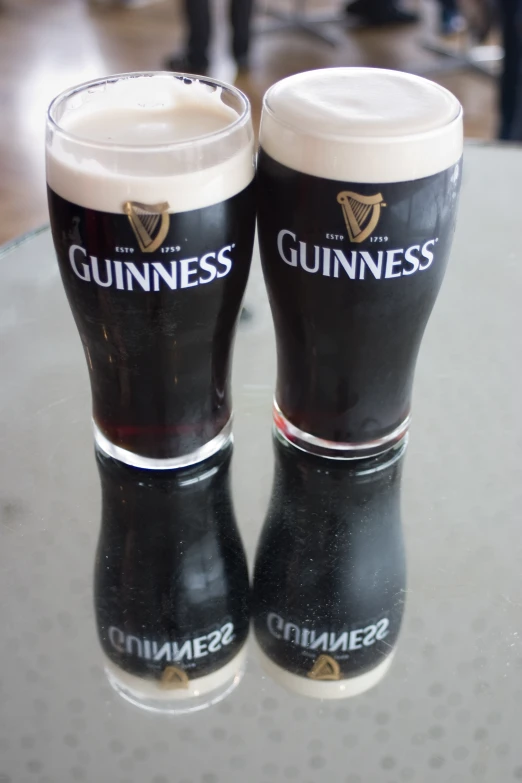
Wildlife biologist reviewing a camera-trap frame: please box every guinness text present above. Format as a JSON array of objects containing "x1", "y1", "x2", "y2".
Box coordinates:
[
  {"x1": 267, "y1": 613, "x2": 389, "y2": 652},
  {"x1": 68, "y1": 243, "x2": 234, "y2": 291},
  {"x1": 108, "y1": 622, "x2": 235, "y2": 662},
  {"x1": 277, "y1": 230, "x2": 437, "y2": 280}
]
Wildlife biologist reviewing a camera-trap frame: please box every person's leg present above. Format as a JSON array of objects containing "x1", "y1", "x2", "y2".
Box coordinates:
[
  {"x1": 344, "y1": 0, "x2": 418, "y2": 26},
  {"x1": 230, "y1": 0, "x2": 253, "y2": 67},
  {"x1": 509, "y1": 1, "x2": 522, "y2": 139},
  {"x1": 438, "y1": 0, "x2": 466, "y2": 35},
  {"x1": 166, "y1": 0, "x2": 211, "y2": 73},
  {"x1": 185, "y1": 0, "x2": 211, "y2": 70},
  {"x1": 498, "y1": 0, "x2": 519, "y2": 138}
]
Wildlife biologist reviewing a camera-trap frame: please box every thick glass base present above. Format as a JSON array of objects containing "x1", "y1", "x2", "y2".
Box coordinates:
[
  {"x1": 273, "y1": 400, "x2": 410, "y2": 460},
  {"x1": 256, "y1": 643, "x2": 395, "y2": 700},
  {"x1": 104, "y1": 645, "x2": 247, "y2": 714},
  {"x1": 93, "y1": 417, "x2": 233, "y2": 470}
]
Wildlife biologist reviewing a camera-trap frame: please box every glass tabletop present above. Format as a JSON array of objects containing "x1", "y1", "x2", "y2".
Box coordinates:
[{"x1": 0, "y1": 144, "x2": 521, "y2": 783}]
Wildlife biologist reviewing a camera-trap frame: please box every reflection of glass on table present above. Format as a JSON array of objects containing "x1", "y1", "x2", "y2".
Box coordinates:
[{"x1": 0, "y1": 144, "x2": 521, "y2": 781}]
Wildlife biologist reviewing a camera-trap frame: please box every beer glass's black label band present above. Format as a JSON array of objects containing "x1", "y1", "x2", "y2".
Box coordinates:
[
  {"x1": 257, "y1": 150, "x2": 461, "y2": 273},
  {"x1": 254, "y1": 609, "x2": 402, "y2": 680},
  {"x1": 256, "y1": 150, "x2": 462, "y2": 444},
  {"x1": 98, "y1": 619, "x2": 248, "y2": 680},
  {"x1": 48, "y1": 183, "x2": 255, "y2": 294},
  {"x1": 48, "y1": 183, "x2": 256, "y2": 459}
]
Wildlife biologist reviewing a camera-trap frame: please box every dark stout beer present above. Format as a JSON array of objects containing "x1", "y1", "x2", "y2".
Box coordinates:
[
  {"x1": 95, "y1": 441, "x2": 250, "y2": 711},
  {"x1": 47, "y1": 73, "x2": 255, "y2": 467},
  {"x1": 48, "y1": 186, "x2": 255, "y2": 462},
  {"x1": 258, "y1": 68, "x2": 463, "y2": 458},
  {"x1": 253, "y1": 431, "x2": 407, "y2": 698}
]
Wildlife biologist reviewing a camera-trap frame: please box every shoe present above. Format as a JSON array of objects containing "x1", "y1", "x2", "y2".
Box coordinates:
[
  {"x1": 164, "y1": 55, "x2": 208, "y2": 77},
  {"x1": 235, "y1": 55, "x2": 250, "y2": 76},
  {"x1": 440, "y1": 9, "x2": 467, "y2": 35},
  {"x1": 345, "y1": 0, "x2": 419, "y2": 26}
]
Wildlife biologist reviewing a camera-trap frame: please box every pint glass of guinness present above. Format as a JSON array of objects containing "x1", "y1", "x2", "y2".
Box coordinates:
[
  {"x1": 47, "y1": 73, "x2": 255, "y2": 468},
  {"x1": 95, "y1": 440, "x2": 250, "y2": 712},
  {"x1": 258, "y1": 68, "x2": 463, "y2": 458},
  {"x1": 253, "y1": 430, "x2": 407, "y2": 699}
]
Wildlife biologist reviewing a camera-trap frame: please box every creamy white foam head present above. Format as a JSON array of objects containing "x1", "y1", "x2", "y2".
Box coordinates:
[
  {"x1": 104, "y1": 645, "x2": 246, "y2": 713},
  {"x1": 256, "y1": 641, "x2": 395, "y2": 699},
  {"x1": 47, "y1": 73, "x2": 254, "y2": 213},
  {"x1": 261, "y1": 68, "x2": 463, "y2": 183}
]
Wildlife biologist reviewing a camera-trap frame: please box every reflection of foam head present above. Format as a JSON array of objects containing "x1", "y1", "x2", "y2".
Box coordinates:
[
  {"x1": 261, "y1": 68, "x2": 463, "y2": 183},
  {"x1": 256, "y1": 642, "x2": 395, "y2": 700},
  {"x1": 47, "y1": 73, "x2": 254, "y2": 213},
  {"x1": 104, "y1": 646, "x2": 246, "y2": 714}
]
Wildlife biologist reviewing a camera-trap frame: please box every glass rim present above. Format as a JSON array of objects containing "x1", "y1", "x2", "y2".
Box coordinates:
[
  {"x1": 47, "y1": 71, "x2": 251, "y2": 153},
  {"x1": 262, "y1": 67, "x2": 463, "y2": 145}
]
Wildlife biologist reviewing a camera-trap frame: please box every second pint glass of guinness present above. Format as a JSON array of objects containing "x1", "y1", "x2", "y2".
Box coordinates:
[
  {"x1": 258, "y1": 68, "x2": 463, "y2": 458},
  {"x1": 47, "y1": 73, "x2": 255, "y2": 468}
]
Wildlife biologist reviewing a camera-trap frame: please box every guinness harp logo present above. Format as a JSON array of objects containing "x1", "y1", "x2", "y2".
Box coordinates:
[
  {"x1": 160, "y1": 665, "x2": 190, "y2": 690},
  {"x1": 307, "y1": 654, "x2": 341, "y2": 681},
  {"x1": 123, "y1": 201, "x2": 170, "y2": 253},
  {"x1": 337, "y1": 191, "x2": 386, "y2": 244}
]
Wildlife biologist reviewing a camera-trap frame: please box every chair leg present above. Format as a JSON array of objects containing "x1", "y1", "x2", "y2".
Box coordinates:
[
  {"x1": 256, "y1": 0, "x2": 346, "y2": 47},
  {"x1": 418, "y1": 40, "x2": 503, "y2": 79}
]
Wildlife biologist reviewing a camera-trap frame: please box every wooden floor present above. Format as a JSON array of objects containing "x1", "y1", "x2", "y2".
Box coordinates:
[{"x1": 0, "y1": 0, "x2": 498, "y2": 245}]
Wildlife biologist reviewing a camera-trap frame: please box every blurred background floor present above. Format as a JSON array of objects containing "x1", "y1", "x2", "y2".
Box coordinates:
[{"x1": 0, "y1": 0, "x2": 498, "y2": 245}]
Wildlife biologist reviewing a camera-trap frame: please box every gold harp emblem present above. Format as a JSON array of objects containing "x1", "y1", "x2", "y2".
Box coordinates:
[
  {"x1": 123, "y1": 201, "x2": 170, "y2": 253},
  {"x1": 337, "y1": 191, "x2": 386, "y2": 244},
  {"x1": 160, "y1": 665, "x2": 190, "y2": 690},
  {"x1": 307, "y1": 654, "x2": 341, "y2": 681}
]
